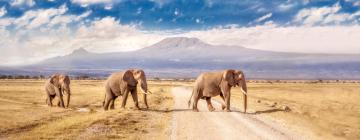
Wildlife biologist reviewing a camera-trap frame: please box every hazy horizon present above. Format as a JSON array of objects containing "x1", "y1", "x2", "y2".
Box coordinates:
[{"x1": 0, "y1": 0, "x2": 360, "y2": 65}]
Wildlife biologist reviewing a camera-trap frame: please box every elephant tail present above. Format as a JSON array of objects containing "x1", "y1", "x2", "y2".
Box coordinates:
[
  {"x1": 102, "y1": 93, "x2": 106, "y2": 107},
  {"x1": 188, "y1": 87, "x2": 196, "y2": 108}
]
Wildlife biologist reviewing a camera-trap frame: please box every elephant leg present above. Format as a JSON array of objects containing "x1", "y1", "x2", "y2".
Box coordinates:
[
  {"x1": 103, "y1": 94, "x2": 113, "y2": 111},
  {"x1": 206, "y1": 97, "x2": 215, "y2": 112},
  {"x1": 121, "y1": 90, "x2": 130, "y2": 109},
  {"x1": 220, "y1": 93, "x2": 226, "y2": 110},
  {"x1": 130, "y1": 89, "x2": 140, "y2": 110},
  {"x1": 48, "y1": 95, "x2": 55, "y2": 107},
  {"x1": 224, "y1": 93, "x2": 231, "y2": 112},
  {"x1": 109, "y1": 96, "x2": 118, "y2": 109},
  {"x1": 55, "y1": 88, "x2": 65, "y2": 108},
  {"x1": 46, "y1": 91, "x2": 52, "y2": 106},
  {"x1": 143, "y1": 93, "x2": 148, "y2": 109},
  {"x1": 192, "y1": 89, "x2": 201, "y2": 112},
  {"x1": 56, "y1": 95, "x2": 66, "y2": 107}
]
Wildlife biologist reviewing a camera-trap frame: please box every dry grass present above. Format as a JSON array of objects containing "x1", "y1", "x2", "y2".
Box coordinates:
[
  {"x1": 1, "y1": 79, "x2": 359, "y2": 140},
  {"x1": 0, "y1": 80, "x2": 173, "y2": 139},
  {"x1": 228, "y1": 83, "x2": 360, "y2": 140}
]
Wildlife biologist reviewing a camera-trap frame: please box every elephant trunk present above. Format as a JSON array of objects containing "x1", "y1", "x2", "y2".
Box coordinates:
[
  {"x1": 66, "y1": 92, "x2": 70, "y2": 108},
  {"x1": 241, "y1": 76, "x2": 248, "y2": 113},
  {"x1": 64, "y1": 86, "x2": 71, "y2": 108},
  {"x1": 140, "y1": 79, "x2": 148, "y2": 94},
  {"x1": 140, "y1": 79, "x2": 149, "y2": 108}
]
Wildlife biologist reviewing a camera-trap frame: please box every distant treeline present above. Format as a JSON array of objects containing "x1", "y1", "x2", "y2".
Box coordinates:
[
  {"x1": 0, "y1": 75, "x2": 46, "y2": 79},
  {"x1": 0, "y1": 74, "x2": 359, "y2": 83},
  {"x1": 0, "y1": 74, "x2": 102, "y2": 80}
]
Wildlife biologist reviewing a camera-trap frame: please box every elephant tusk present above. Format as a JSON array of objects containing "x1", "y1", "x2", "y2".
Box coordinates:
[
  {"x1": 241, "y1": 88, "x2": 247, "y2": 95},
  {"x1": 147, "y1": 90, "x2": 153, "y2": 94}
]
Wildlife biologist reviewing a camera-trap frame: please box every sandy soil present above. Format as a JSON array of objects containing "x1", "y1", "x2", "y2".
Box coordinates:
[{"x1": 170, "y1": 86, "x2": 308, "y2": 140}]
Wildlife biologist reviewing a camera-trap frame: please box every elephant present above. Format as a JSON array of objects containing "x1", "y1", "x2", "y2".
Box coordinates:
[
  {"x1": 188, "y1": 69, "x2": 248, "y2": 112},
  {"x1": 44, "y1": 74, "x2": 71, "y2": 108},
  {"x1": 103, "y1": 69, "x2": 151, "y2": 111}
]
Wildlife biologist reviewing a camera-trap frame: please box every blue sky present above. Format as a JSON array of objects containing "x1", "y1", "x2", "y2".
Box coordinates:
[
  {"x1": 0, "y1": 0, "x2": 360, "y2": 65},
  {"x1": 1, "y1": 0, "x2": 360, "y2": 29}
]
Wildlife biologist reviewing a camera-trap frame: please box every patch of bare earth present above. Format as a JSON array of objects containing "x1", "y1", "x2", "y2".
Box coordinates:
[
  {"x1": 0, "y1": 80, "x2": 173, "y2": 140},
  {"x1": 170, "y1": 86, "x2": 307, "y2": 140}
]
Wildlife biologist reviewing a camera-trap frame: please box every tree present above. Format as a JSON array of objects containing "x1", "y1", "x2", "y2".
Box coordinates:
[
  {"x1": 0, "y1": 75, "x2": 7, "y2": 79},
  {"x1": 32, "y1": 76, "x2": 39, "y2": 79}
]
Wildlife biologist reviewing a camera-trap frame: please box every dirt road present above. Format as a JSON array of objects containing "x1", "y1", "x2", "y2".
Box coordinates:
[{"x1": 170, "y1": 86, "x2": 306, "y2": 140}]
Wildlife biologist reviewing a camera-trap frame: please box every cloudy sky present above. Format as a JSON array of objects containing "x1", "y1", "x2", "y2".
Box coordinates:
[{"x1": 0, "y1": 0, "x2": 360, "y2": 65}]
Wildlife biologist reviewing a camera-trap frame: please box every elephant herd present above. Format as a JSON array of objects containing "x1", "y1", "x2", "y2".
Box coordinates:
[{"x1": 45, "y1": 69, "x2": 248, "y2": 112}]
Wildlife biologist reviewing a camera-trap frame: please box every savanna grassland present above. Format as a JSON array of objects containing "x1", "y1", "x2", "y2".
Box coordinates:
[
  {"x1": 0, "y1": 80, "x2": 359, "y2": 140},
  {"x1": 228, "y1": 82, "x2": 360, "y2": 140},
  {"x1": 0, "y1": 80, "x2": 173, "y2": 139}
]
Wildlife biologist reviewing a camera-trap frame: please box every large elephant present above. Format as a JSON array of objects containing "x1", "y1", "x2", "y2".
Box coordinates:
[
  {"x1": 103, "y1": 69, "x2": 151, "y2": 111},
  {"x1": 188, "y1": 69, "x2": 248, "y2": 112},
  {"x1": 44, "y1": 74, "x2": 71, "y2": 108}
]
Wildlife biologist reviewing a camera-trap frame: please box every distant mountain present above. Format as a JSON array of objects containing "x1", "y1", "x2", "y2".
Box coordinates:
[{"x1": 2, "y1": 37, "x2": 360, "y2": 79}]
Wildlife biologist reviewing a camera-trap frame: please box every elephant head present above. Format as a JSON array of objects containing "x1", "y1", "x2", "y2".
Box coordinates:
[
  {"x1": 223, "y1": 70, "x2": 248, "y2": 112},
  {"x1": 130, "y1": 69, "x2": 151, "y2": 108},
  {"x1": 50, "y1": 74, "x2": 71, "y2": 108},
  {"x1": 131, "y1": 69, "x2": 149, "y2": 94},
  {"x1": 122, "y1": 70, "x2": 138, "y2": 88}
]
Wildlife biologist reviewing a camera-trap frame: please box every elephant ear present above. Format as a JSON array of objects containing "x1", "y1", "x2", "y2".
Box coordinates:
[
  {"x1": 239, "y1": 71, "x2": 247, "y2": 92},
  {"x1": 123, "y1": 70, "x2": 137, "y2": 87},
  {"x1": 50, "y1": 74, "x2": 60, "y2": 88},
  {"x1": 223, "y1": 70, "x2": 236, "y2": 86},
  {"x1": 131, "y1": 69, "x2": 143, "y2": 80},
  {"x1": 59, "y1": 75, "x2": 70, "y2": 85}
]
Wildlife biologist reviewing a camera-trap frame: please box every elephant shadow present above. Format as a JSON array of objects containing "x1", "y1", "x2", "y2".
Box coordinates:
[
  {"x1": 145, "y1": 108, "x2": 285, "y2": 114},
  {"x1": 246, "y1": 108, "x2": 285, "y2": 115},
  {"x1": 144, "y1": 108, "x2": 192, "y2": 113}
]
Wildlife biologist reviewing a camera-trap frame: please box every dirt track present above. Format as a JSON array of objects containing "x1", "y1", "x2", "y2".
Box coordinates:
[{"x1": 170, "y1": 86, "x2": 307, "y2": 140}]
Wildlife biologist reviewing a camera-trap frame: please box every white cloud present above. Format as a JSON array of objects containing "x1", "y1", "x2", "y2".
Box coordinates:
[
  {"x1": 74, "y1": 17, "x2": 164, "y2": 52},
  {"x1": 195, "y1": 18, "x2": 202, "y2": 24},
  {"x1": 278, "y1": 3, "x2": 294, "y2": 11},
  {"x1": 150, "y1": 0, "x2": 172, "y2": 8},
  {"x1": 156, "y1": 18, "x2": 163, "y2": 23},
  {"x1": 1, "y1": 13, "x2": 360, "y2": 65},
  {"x1": 302, "y1": 0, "x2": 310, "y2": 5},
  {"x1": 0, "y1": 16, "x2": 165, "y2": 65},
  {"x1": 104, "y1": 5, "x2": 112, "y2": 10},
  {"x1": 293, "y1": 3, "x2": 360, "y2": 26},
  {"x1": 26, "y1": 5, "x2": 68, "y2": 29},
  {"x1": 136, "y1": 7, "x2": 142, "y2": 15},
  {"x1": 0, "y1": 18, "x2": 13, "y2": 27},
  {"x1": 174, "y1": 8, "x2": 180, "y2": 16},
  {"x1": 354, "y1": 1, "x2": 360, "y2": 6},
  {"x1": 0, "y1": 7, "x2": 6, "y2": 17},
  {"x1": 183, "y1": 25, "x2": 360, "y2": 54},
  {"x1": 48, "y1": 10, "x2": 91, "y2": 27},
  {"x1": 255, "y1": 13, "x2": 272, "y2": 23},
  {"x1": 0, "y1": 5, "x2": 70, "y2": 30},
  {"x1": 0, "y1": 5, "x2": 90, "y2": 30},
  {"x1": 11, "y1": 0, "x2": 35, "y2": 7},
  {"x1": 71, "y1": 0, "x2": 114, "y2": 6}
]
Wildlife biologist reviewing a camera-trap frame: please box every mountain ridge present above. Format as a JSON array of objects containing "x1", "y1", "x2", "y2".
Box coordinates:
[{"x1": 1, "y1": 37, "x2": 360, "y2": 79}]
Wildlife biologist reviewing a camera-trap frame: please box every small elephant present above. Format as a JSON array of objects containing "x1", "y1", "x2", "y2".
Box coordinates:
[
  {"x1": 103, "y1": 69, "x2": 151, "y2": 111},
  {"x1": 188, "y1": 69, "x2": 248, "y2": 112},
  {"x1": 44, "y1": 74, "x2": 71, "y2": 108}
]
